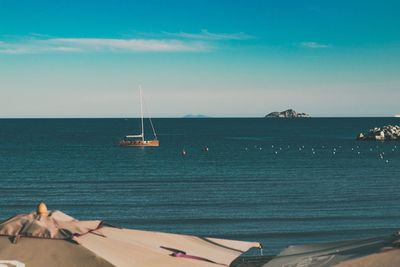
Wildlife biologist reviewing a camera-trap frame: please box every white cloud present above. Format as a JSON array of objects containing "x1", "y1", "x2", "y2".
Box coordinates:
[
  {"x1": 0, "y1": 37, "x2": 213, "y2": 54},
  {"x1": 49, "y1": 38, "x2": 211, "y2": 52},
  {"x1": 0, "y1": 30, "x2": 253, "y2": 55},
  {"x1": 0, "y1": 47, "x2": 32, "y2": 54},
  {"x1": 300, "y1": 42, "x2": 331, "y2": 48},
  {"x1": 163, "y1": 29, "x2": 252, "y2": 40},
  {"x1": 45, "y1": 46, "x2": 83, "y2": 52}
]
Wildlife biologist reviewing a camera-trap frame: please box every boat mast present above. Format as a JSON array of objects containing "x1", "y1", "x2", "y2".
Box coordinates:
[{"x1": 139, "y1": 85, "x2": 144, "y2": 141}]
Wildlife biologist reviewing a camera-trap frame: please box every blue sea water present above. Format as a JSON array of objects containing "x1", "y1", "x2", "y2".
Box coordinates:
[{"x1": 0, "y1": 118, "x2": 399, "y2": 255}]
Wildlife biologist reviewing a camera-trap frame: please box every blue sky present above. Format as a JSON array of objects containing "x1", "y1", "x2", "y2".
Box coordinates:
[{"x1": 0, "y1": 0, "x2": 399, "y2": 117}]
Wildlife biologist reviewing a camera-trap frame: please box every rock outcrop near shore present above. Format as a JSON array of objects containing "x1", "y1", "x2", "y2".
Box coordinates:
[
  {"x1": 265, "y1": 109, "x2": 310, "y2": 118},
  {"x1": 357, "y1": 125, "x2": 400, "y2": 141}
]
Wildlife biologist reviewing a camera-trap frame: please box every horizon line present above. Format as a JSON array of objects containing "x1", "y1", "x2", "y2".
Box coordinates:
[{"x1": 1, "y1": 116, "x2": 399, "y2": 119}]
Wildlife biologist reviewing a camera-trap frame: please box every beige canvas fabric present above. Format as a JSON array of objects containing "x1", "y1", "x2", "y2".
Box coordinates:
[
  {"x1": 0, "y1": 211, "x2": 101, "y2": 239},
  {"x1": 0, "y1": 208, "x2": 261, "y2": 267},
  {"x1": 333, "y1": 249, "x2": 400, "y2": 267},
  {"x1": 0, "y1": 236, "x2": 113, "y2": 267},
  {"x1": 75, "y1": 226, "x2": 260, "y2": 267}
]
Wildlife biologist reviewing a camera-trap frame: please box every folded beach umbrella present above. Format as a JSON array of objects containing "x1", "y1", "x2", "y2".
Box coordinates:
[
  {"x1": 0, "y1": 203, "x2": 261, "y2": 267},
  {"x1": 333, "y1": 248, "x2": 400, "y2": 267},
  {"x1": 262, "y1": 231, "x2": 400, "y2": 267}
]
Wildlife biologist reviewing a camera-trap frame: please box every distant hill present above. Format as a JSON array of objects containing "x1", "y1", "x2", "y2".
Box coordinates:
[
  {"x1": 265, "y1": 109, "x2": 310, "y2": 118},
  {"x1": 183, "y1": 114, "x2": 210, "y2": 118}
]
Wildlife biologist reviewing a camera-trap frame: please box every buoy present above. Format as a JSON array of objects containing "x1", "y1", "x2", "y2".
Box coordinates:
[
  {"x1": 204, "y1": 147, "x2": 209, "y2": 152},
  {"x1": 181, "y1": 150, "x2": 186, "y2": 156}
]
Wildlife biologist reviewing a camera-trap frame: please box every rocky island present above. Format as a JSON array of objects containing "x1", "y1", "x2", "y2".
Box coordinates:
[
  {"x1": 183, "y1": 114, "x2": 209, "y2": 118},
  {"x1": 265, "y1": 109, "x2": 310, "y2": 118},
  {"x1": 357, "y1": 125, "x2": 400, "y2": 141}
]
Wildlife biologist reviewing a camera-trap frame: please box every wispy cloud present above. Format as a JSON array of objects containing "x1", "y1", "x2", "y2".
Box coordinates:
[
  {"x1": 163, "y1": 29, "x2": 253, "y2": 41},
  {"x1": 0, "y1": 30, "x2": 252, "y2": 55},
  {"x1": 300, "y1": 42, "x2": 331, "y2": 49},
  {"x1": 51, "y1": 38, "x2": 212, "y2": 52},
  {"x1": 0, "y1": 37, "x2": 213, "y2": 55}
]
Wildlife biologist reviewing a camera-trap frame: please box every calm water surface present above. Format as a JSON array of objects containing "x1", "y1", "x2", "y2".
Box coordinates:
[{"x1": 0, "y1": 118, "x2": 399, "y2": 255}]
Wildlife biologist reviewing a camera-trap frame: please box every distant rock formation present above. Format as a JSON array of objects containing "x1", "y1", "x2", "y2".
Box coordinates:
[
  {"x1": 183, "y1": 114, "x2": 209, "y2": 118},
  {"x1": 265, "y1": 109, "x2": 310, "y2": 118},
  {"x1": 357, "y1": 125, "x2": 400, "y2": 141}
]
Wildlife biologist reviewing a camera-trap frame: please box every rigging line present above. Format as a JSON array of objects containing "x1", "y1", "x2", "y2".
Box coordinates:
[
  {"x1": 142, "y1": 91, "x2": 158, "y2": 140},
  {"x1": 139, "y1": 85, "x2": 144, "y2": 141}
]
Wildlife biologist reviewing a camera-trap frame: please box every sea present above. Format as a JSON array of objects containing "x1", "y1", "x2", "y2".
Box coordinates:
[{"x1": 0, "y1": 118, "x2": 399, "y2": 255}]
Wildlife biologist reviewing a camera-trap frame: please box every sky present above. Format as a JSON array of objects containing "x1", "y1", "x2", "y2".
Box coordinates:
[{"x1": 0, "y1": 0, "x2": 399, "y2": 117}]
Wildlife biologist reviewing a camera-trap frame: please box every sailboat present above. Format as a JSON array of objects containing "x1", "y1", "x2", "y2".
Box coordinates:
[{"x1": 120, "y1": 86, "x2": 159, "y2": 147}]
